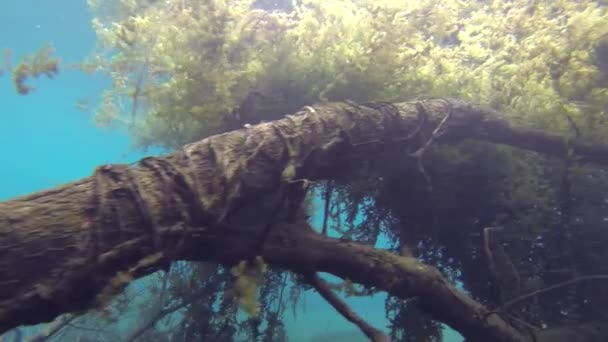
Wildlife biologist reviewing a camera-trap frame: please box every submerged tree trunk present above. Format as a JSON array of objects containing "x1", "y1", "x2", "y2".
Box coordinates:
[{"x1": 2, "y1": 99, "x2": 608, "y2": 341}]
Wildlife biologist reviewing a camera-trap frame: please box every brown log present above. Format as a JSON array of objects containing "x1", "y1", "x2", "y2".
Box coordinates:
[{"x1": 2, "y1": 99, "x2": 608, "y2": 341}]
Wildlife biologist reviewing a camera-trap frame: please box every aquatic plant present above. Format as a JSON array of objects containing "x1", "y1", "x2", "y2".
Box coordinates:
[
  {"x1": 85, "y1": 0, "x2": 608, "y2": 148},
  {"x1": 231, "y1": 257, "x2": 268, "y2": 317},
  {"x1": 11, "y1": 44, "x2": 59, "y2": 95}
]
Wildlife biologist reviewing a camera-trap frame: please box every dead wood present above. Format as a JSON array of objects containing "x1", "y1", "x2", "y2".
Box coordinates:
[{"x1": 2, "y1": 98, "x2": 608, "y2": 341}]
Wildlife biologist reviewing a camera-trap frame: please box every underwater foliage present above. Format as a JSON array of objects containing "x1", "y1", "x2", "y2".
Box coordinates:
[
  {"x1": 10, "y1": 44, "x2": 59, "y2": 95},
  {"x1": 86, "y1": 0, "x2": 608, "y2": 148},
  {"x1": 231, "y1": 257, "x2": 268, "y2": 317}
]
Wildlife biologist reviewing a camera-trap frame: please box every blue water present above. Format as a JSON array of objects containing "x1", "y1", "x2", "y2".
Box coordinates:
[
  {"x1": 0, "y1": 1, "x2": 146, "y2": 199},
  {"x1": 0, "y1": 2, "x2": 463, "y2": 341}
]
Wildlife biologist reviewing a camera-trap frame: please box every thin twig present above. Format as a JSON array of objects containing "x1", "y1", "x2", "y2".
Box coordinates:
[
  {"x1": 484, "y1": 226, "x2": 505, "y2": 303},
  {"x1": 276, "y1": 271, "x2": 288, "y2": 316},
  {"x1": 501, "y1": 275, "x2": 608, "y2": 311},
  {"x1": 408, "y1": 99, "x2": 453, "y2": 193},
  {"x1": 25, "y1": 314, "x2": 76, "y2": 342},
  {"x1": 322, "y1": 181, "x2": 332, "y2": 236},
  {"x1": 303, "y1": 272, "x2": 391, "y2": 342},
  {"x1": 123, "y1": 289, "x2": 208, "y2": 342}
]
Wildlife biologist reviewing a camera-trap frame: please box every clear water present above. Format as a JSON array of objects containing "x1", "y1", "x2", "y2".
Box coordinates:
[{"x1": 2, "y1": 1, "x2": 606, "y2": 342}]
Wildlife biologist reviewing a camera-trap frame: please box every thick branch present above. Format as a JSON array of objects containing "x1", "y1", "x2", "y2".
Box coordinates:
[
  {"x1": 2, "y1": 99, "x2": 608, "y2": 340},
  {"x1": 246, "y1": 224, "x2": 528, "y2": 342}
]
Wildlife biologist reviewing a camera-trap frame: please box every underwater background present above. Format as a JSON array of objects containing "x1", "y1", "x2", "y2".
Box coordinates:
[{"x1": 1, "y1": 0, "x2": 608, "y2": 342}]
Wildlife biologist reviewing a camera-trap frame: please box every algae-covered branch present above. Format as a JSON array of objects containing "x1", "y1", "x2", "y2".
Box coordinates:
[{"x1": 2, "y1": 99, "x2": 608, "y2": 341}]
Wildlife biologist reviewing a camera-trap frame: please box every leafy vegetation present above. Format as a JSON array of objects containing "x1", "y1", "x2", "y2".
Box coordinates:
[
  {"x1": 3, "y1": 45, "x2": 59, "y2": 95},
  {"x1": 85, "y1": 0, "x2": 608, "y2": 148}
]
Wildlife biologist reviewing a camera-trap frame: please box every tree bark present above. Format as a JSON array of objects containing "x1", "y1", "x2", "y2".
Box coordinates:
[{"x1": 2, "y1": 99, "x2": 608, "y2": 340}]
